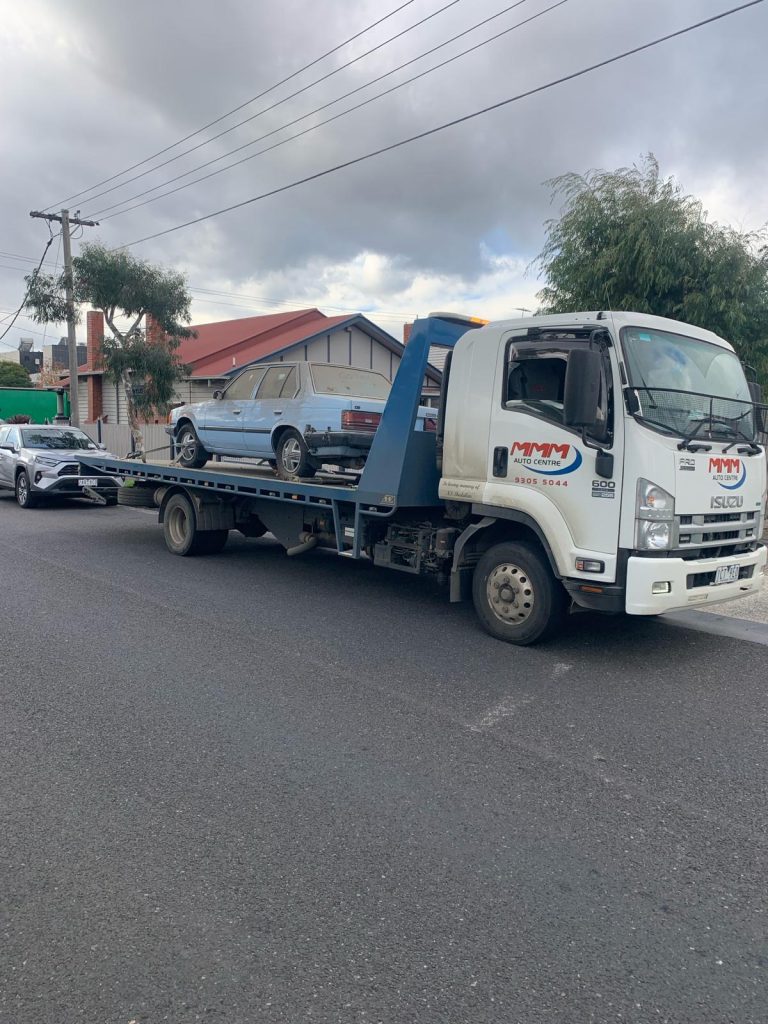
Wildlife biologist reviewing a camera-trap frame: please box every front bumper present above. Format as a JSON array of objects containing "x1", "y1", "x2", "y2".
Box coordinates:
[
  {"x1": 625, "y1": 544, "x2": 767, "y2": 615},
  {"x1": 32, "y1": 469, "x2": 120, "y2": 497}
]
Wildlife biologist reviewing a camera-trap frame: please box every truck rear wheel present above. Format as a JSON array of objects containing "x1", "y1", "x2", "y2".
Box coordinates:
[
  {"x1": 472, "y1": 541, "x2": 567, "y2": 645},
  {"x1": 163, "y1": 492, "x2": 228, "y2": 556}
]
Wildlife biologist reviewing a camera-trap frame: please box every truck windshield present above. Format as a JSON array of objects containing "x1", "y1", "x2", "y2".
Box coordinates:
[
  {"x1": 621, "y1": 326, "x2": 756, "y2": 442},
  {"x1": 310, "y1": 365, "x2": 391, "y2": 399},
  {"x1": 21, "y1": 428, "x2": 97, "y2": 450}
]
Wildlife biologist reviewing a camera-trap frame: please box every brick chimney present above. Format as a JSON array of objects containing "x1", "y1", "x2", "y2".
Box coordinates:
[
  {"x1": 145, "y1": 313, "x2": 167, "y2": 345},
  {"x1": 403, "y1": 322, "x2": 413, "y2": 345},
  {"x1": 85, "y1": 310, "x2": 104, "y2": 422}
]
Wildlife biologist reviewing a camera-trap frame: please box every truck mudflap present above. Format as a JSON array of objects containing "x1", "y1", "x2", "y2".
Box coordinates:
[{"x1": 625, "y1": 544, "x2": 766, "y2": 615}]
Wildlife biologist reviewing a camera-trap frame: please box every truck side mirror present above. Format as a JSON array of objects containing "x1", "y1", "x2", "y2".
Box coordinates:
[
  {"x1": 563, "y1": 348, "x2": 602, "y2": 429},
  {"x1": 212, "y1": 390, "x2": 223, "y2": 400},
  {"x1": 748, "y1": 381, "x2": 763, "y2": 405},
  {"x1": 747, "y1": 383, "x2": 766, "y2": 434}
]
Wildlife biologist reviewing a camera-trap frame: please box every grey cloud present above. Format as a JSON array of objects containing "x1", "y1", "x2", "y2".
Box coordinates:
[{"x1": 1, "y1": 0, "x2": 766, "y2": 349}]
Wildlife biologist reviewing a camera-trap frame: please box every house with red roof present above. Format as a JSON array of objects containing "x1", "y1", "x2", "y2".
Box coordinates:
[{"x1": 75, "y1": 307, "x2": 442, "y2": 424}]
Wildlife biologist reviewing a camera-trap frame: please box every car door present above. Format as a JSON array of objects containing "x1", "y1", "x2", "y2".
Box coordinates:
[
  {"x1": 0, "y1": 426, "x2": 12, "y2": 488},
  {"x1": 242, "y1": 365, "x2": 298, "y2": 456},
  {"x1": 201, "y1": 366, "x2": 266, "y2": 454}
]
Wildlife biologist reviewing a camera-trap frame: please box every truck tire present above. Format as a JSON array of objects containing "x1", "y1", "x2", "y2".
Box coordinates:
[
  {"x1": 117, "y1": 484, "x2": 156, "y2": 507},
  {"x1": 15, "y1": 470, "x2": 39, "y2": 509},
  {"x1": 274, "y1": 429, "x2": 316, "y2": 480},
  {"x1": 176, "y1": 424, "x2": 209, "y2": 469},
  {"x1": 472, "y1": 540, "x2": 568, "y2": 645},
  {"x1": 162, "y1": 491, "x2": 228, "y2": 556}
]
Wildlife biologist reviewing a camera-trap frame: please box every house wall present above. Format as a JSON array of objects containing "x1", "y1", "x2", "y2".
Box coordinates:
[{"x1": 80, "y1": 325, "x2": 435, "y2": 421}]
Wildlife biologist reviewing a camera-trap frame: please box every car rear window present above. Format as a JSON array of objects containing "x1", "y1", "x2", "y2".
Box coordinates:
[{"x1": 310, "y1": 365, "x2": 391, "y2": 399}]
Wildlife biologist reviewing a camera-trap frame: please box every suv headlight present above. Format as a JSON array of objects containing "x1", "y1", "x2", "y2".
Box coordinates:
[
  {"x1": 34, "y1": 455, "x2": 59, "y2": 468},
  {"x1": 635, "y1": 478, "x2": 675, "y2": 550}
]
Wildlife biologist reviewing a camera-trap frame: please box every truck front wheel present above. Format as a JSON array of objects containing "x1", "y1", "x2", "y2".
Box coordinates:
[{"x1": 472, "y1": 541, "x2": 567, "y2": 645}]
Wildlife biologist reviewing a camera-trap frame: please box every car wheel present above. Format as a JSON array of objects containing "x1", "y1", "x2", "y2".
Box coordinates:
[
  {"x1": 275, "y1": 429, "x2": 316, "y2": 480},
  {"x1": 15, "y1": 470, "x2": 39, "y2": 509},
  {"x1": 472, "y1": 541, "x2": 568, "y2": 645},
  {"x1": 176, "y1": 424, "x2": 209, "y2": 469}
]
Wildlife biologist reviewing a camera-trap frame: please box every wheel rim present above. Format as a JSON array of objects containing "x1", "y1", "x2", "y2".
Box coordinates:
[
  {"x1": 17, "y1": 475, "x2": 28, "y2": 504},
  {"x1": 167, "y1": 504, "x2": 190, "y2": 547},
  {"x1": 282, "y1": 437, "x2": 302, "y2": 474},
  {"x1": 486, "y1": 563, "x2": 535, "y2": 625},
  {"x1": 178, "y1": 429, "x2": 197, "y2": 462}
]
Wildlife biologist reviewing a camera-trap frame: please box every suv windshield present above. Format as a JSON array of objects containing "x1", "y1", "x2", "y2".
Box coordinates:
[
  {"x1": 310, "y1": 365, "x2": 391, "y2": 399},
  {"x1": 621, "y1": 326, "x2": 756, "y2": 441},
  {"x1": 21, "y1": 428, "x2": 97, "y2": 450}
]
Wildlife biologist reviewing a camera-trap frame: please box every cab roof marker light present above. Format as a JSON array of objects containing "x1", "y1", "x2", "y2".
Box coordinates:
[{"x1": 427, "y1": 311, "x2": 489, "y2": 326}]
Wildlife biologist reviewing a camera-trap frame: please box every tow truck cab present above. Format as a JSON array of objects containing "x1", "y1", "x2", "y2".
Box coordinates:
[{"x1": 437, "y1": 310, "x2": 766, "y2": 636}]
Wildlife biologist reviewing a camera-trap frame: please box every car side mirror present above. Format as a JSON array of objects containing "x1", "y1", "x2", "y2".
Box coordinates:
[
  {"x1": 0, "y1": 443, "x2": 15, "y2": 451},
  {"x1": 563, "y1": 348, "x2": 602, "y2": 429},
  {"x1": 213, "y1": 390, "x2": 223, "y2": 400}
]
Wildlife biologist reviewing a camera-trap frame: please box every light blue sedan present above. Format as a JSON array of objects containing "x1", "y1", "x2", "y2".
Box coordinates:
[{"x1": 169, "y1": 362, "x2": 435, "y2": 479}]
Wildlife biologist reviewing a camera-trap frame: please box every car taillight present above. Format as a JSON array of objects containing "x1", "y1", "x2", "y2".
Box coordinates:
[
  {"x1": 341, "y1": 410, "x2": 381, "y2": 431},
  {"x1": 424, "y1": 418, "x2": 437, "y2": 432}
]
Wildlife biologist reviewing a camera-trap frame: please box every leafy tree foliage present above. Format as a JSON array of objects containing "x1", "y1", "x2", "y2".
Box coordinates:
[
  {"x1": 536, "y1": 155, "x2": 768, "y2": 385},
  {"x1": 25, "y1": 244, "x2": 194, "y2": 455},
  {"x1": 0, "y1": 362, "x2": 32, "y2": 388}
]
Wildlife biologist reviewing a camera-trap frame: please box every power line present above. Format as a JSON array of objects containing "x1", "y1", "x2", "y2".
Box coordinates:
[
  {"x1": 0, "y1": 235, "x2": 56, "y2": 346},
  {"x1": 44, "y1": 0, "x2": 419, "y2": 211},
  {"x1": 93, "y1": 0, "x2": 551, "y2": 221},
  {"x1": 116, "y1": 0, "x2": 763, "y2": 251},
  {"x1": 67, "y1": 0, "x2": 465, "y2": 214},
  {"x1": 78, "y1": 0, "x2": 462, "y2": 214}
]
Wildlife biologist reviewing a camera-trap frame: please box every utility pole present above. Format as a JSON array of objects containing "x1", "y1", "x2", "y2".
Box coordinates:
[{"x1": 29, "y1": 208, "x2": 98, "y2": 426}]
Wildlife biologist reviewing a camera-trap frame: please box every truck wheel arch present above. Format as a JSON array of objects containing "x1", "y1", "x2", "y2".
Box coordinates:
[{"x1": 465, "y1": 507, "x2": 562, "y2": 579}]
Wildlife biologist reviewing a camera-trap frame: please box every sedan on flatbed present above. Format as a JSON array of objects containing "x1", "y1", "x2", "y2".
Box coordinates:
[
  {"x1": 0, "y1": 424, "x2": 119, "y2": 508},
  {"x1": 168, "y1": 362, "x2": 436, "y2": 478}
]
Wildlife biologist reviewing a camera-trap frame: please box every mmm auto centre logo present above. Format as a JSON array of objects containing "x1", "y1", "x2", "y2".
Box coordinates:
[
  {"x1": 709, "y1": 456, "x2": 746, "y2": 490},
  {"x1": 510, "y1": 442, "x2": 583, "y2": 475}
]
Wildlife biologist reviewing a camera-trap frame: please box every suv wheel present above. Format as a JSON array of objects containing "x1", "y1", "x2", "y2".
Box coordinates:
[{"x1": 15, "y1": 470, "x2": 40, "y2": 509}]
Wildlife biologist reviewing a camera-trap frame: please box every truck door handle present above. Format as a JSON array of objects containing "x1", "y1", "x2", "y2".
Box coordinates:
[
  {"x1": 493, "y1": 446, "x2": 508, "y2": 477},
  {"x1": 273, "y1": 410, "x2": 283, "y2": 415},
  {"x1": 232, "y1": 409, "x2": 242, "y2": 415}
]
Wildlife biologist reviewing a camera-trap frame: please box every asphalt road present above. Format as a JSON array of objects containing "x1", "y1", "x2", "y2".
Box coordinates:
[{"x1": 1, "y1": 494, "x2": 768, "y2": 1024}]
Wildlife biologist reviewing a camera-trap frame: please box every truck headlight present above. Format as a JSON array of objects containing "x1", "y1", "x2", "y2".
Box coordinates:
[
  {"x1": 635, "y1": 478, "x2": 675, "y2": 550},
  {"x1": 636, "y1": 478, "x2": 674, "y2": 521},
  {"x1": 635, "y1": 519, "x2": 673, "y2": 550}
]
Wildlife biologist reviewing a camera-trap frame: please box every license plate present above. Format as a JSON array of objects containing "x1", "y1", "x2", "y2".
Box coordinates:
[
  {"x1": 714, "y1": 564, "x2": 739, "y2": 585},
  {"x1": 78, "y1": 477, "x2": 98, "y2": 487}
]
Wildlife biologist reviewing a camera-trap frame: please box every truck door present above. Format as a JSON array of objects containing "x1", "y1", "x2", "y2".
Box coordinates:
[{"x1": 486, "y1": 336, "x2": 624, "y2": 567}]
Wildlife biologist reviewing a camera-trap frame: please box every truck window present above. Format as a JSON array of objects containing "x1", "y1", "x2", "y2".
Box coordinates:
[
  {"x1": 504, "y1": 345, "x2": 611, "y2": 441},
  {"x1": 505, "y1": 354, "x2": 568, "y2": 423}
]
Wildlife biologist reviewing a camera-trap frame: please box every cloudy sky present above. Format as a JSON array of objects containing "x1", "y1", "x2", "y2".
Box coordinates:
[{"x1": 1, "y1": 0, "x2": 766, "y2": 353}]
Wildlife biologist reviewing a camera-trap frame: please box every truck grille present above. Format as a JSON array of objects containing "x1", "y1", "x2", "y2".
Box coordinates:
[{"x1": 675, "y1": 511, "x2": 760, "y2": 560}]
